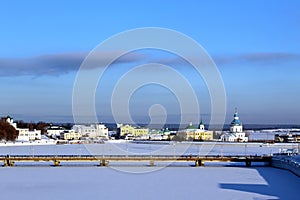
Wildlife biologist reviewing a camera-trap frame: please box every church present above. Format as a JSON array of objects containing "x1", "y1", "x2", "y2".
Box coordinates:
[
  {"x1": 222, "y1": 109, "x2": 248, "y2": 142},
  {"x1": 176, "y1": 120, "x2": 214, "y2": 141}
]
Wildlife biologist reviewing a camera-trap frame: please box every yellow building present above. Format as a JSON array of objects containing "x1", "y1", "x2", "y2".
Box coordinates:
[
  {"x1": 194, "y1": 130, "x2": 213, "y2": 141},
  {"x1": 118, "y1": 124, "x2": 149, "y2": 137},
  {"x1": 177, "y1": 121, "x2": 213, "y2": 141},
  {"x1": 60, "y1": 130, "x2": 82, "y2": 140},
  {"x1": 134, "y1": 128, "x2": 148, "y2": 137},
  {"x1": 119, "y1": 124, "x2": 134, "y2": 136}
]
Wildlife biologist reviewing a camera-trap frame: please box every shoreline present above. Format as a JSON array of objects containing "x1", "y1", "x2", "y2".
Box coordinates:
[
  {"x1": 0, "y1": 139, "x2": 299, "y2": 147},
  {"x1": 0, "y1": 140, "x2": 56, "y2": 147}
]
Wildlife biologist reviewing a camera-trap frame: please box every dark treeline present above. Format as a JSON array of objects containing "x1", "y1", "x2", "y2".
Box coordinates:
[
  {"x1": 0, "y1": 121, "x2": 18, "y2": 141},
  {"x1": 0, "y1": 116, "x2": 75, "y2": 141},
  {"x1": 15, "y1": 121, "x2": 73, "y2": 133},
  {"x1": 15, "y1": 121, "x2": 51, "y2": 134}
]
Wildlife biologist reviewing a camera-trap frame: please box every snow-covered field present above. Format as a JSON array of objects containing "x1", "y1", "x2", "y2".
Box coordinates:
[
  {"x1": 1, "y1": 142, "x2": 299, "y2": 200},
  {"x1": 0, "y1": 166, "x2": 299, "y2": 200}
]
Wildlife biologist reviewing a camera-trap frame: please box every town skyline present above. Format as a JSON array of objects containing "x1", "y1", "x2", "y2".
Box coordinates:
[{"x1": 1, "y1": 1, "x2": 300, "y2": 124}]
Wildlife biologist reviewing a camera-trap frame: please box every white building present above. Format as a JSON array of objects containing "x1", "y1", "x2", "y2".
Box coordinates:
[
  {"x1": 222, "y1": 110, "x2": 248, "y2": 142},
  {"x1": 46, "y1": 126, "x2": 65, "y2": 138},
  {"x1": 5, "y1": 116, "x2": 41, "y2": 141},
  {"x1": 17, "y1": 129, "x2": 41, "y2": 141},
  {"x1": 72, "y1": 123, "x2": 108, "y2": 139},
  {"x1": 148, "y1": 128, "x2": 170, "y2": 140},
  {"x1": 230, "y1": 112, "x2": 243, "y2": 133},
  {"x1": 6, "y1": 117, "x2": 17, "y2": 129},
  {"x1": 96, "y1": 124, "x2": 109, "y2": 138},
  {"x1": 72, "y1": 124, "x2": 95, "y2": 137}
]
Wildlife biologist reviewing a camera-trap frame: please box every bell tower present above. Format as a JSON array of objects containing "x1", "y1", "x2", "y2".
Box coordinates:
[{"x1": 230, "y1": 108, "x2": 243, "y2": 133}]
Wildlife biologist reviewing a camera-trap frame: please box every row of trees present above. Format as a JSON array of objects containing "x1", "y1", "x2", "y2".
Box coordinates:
[
  {"x1": 0, "y1": 118, "x2": 52, "y2": 141},
  {"x1": 0, "y1": 116, "x2": 76, "y2": 141},
  {"x1": 15, "y1": 120, "x2": 50, "y2": 134},
  {"x1": 15, "y1": 121, "x2": 73, "y2": 134},
  {"x1": 0, "y1": 121, "x2": 18, "y2": 141}
]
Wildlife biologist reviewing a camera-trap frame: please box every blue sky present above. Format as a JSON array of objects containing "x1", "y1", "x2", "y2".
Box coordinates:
[{"x1": 0, "y1": 0, "x2": 300, "y2": 124}]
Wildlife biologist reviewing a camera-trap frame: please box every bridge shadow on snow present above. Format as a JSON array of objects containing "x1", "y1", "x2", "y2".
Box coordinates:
[{"x1": 219, "y1": 167, "x2": 300, "y2": 200}]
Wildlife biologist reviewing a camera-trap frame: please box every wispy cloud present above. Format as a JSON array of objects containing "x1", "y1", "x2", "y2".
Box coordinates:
[
  {"x1": 0, "y1": 51, "x2": 145, "y2": 77},
  {"x1": 213, "y1": 52, "x2": 300, "y2": 65},
  {"x1": 148, "y1": 52, "x2": 300, "y2": 67},
  {"x1": 1, "y1": 51, "x2": 299, "y2": 77}
]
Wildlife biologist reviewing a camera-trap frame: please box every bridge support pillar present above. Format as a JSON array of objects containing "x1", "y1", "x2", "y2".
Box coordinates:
[
  {"x1": 245, "y1": 160, "x2": 251, "y2": 167},
  {"x1": 100, "y1": 159, "x2": 109, "y2": 167},
  {"x1": 4, "y1": 155, "x2": 14, "y2": 167},
  {"x1": 4, "y1": 160, "x2": 14, "y2": 167},
  {"x1": 195, "y1": 160, "x2": 203, "y2": 167},
  {"x1": 53, "y1": 160, "x2": 60, "y2": 167},
  {"x1": 149, "y1": 160, "x2": 155, "y2": 167}
]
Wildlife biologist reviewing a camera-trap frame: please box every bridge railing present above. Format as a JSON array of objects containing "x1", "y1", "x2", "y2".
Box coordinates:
[{"x1": 0, "y1": 154, "x2": 269, "y2": 159}]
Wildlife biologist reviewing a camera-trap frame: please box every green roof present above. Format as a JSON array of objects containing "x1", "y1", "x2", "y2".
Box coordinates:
[
  {"x1": 186, "y1": 125, "x2": 196, "y2": 129},
  {"x1": 164, "y1": 128, "x2": 170, "y2": 133}
]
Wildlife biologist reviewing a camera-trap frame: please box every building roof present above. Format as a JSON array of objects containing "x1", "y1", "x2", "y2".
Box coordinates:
[
  {"x1": 186, "y1": 124, "x2": 197, "y2": 129},
  {"x1": 163, "y1": 128, "x2": 170, "y2": 133},
  {"x1": 199, "y1": 120, "x2": 204, "y2": 126},
  {"x1": 231, "y1": 119, "x2": 241, "y2": 125},
  {"x1": 47, "y1": 126, "x2": 65, "y2": 130},
  {"x1": 231, "y1": 111, "x2": 242, "y2": 126},
  {"x1": 198, "y1": 120, "x2": 204, "y2": 129}
]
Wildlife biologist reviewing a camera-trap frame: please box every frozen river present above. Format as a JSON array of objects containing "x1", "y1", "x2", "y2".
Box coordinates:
[
  {"x1": 0, "y1": 166, "x2": 299, "y2": 200},
  {"x1": 0, "y1": 141, "x2": 299, "y2": 157},
  {"x1": 1, "y1": 142, "x2": 300, "y2": 200}
]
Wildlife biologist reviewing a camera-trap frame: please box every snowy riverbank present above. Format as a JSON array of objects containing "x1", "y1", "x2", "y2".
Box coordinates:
[
  {"x1": 272, "y1": 155, "x2": 300, "y2": 177},
  {"x1": 0, "y1": 140, "x2": 56, "y2": 147}
]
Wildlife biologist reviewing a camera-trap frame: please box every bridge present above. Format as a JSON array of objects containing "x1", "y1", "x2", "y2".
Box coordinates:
[{"x1": 0, "y1": 155, "x2": 272, "y2": 167}]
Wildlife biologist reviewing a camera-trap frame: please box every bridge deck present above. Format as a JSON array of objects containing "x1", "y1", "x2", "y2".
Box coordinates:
[{"x1": 0, "y1": 155, "x2": 272, "y2": 167}]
